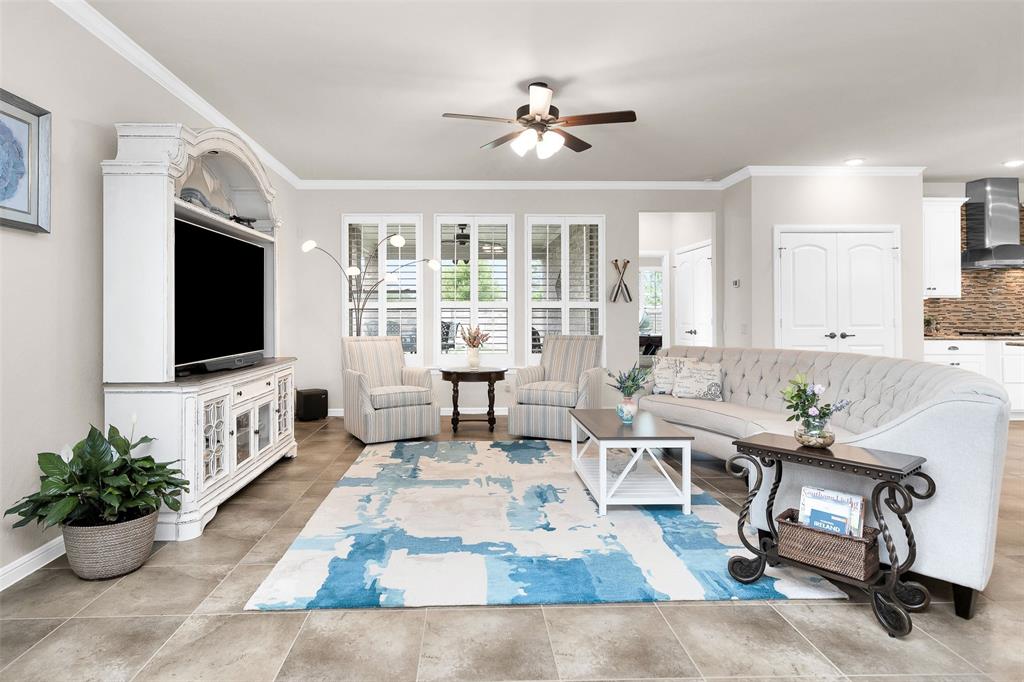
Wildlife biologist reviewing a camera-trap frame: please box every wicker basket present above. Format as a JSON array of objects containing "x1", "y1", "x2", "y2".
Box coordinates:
[
  {"x1": 775, "y1": 508, "x2": 880, "y2": 581},
  {"x1": 62, "y1": 512, "x2": 158, "y2": 580}
]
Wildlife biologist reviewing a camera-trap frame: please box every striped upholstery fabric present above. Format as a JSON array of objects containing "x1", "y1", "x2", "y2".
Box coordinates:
[
  {"x1": 341, "y1": 337, "x2": 403, "y2": 387},
  {"x1": 542, "y1": 335, "x2": 603, "y2": 383},
  {"x1": 369, "y1": 386, "x2": 433, "y2": 409},
  {"x1": 516, "y1": 381, "x2": 578, "y2": 408},
  {"x1": 509, "y1": 335, "x2": 604, "y2": 440},
  {"x1": 341, "y1": 337, "x2": 440, "y2": 444}
]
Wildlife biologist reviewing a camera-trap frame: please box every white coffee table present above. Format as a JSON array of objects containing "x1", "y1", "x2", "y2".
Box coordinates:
[{"x1": 569, "y1": 408, "x2": 695, "y2": 515}]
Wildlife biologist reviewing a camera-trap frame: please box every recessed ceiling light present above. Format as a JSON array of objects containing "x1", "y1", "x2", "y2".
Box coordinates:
[
  {"x1": 844, "y1": 158, "x2": 865, "y2": 167},
  {"x1": 1003, "y1": 159, "x2": 1024, "y2": 168}
]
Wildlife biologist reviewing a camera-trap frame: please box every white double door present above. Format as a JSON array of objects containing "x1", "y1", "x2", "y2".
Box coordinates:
[
  {"x1": 674, "y1": 243, "x2": 714, "y2": 346},
  {"x1": 777, "y1": 231, "x2": 899, "y2": 356}
]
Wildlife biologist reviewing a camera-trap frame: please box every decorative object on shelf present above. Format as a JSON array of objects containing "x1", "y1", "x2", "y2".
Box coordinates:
[
  {"x1": 609, "y1": 258, "x2": 632, "y2": 302},
  {"x1": 301, "y1": 237, "x2": 440, "y2": 336},
  {"x1": 924, "y1": 315, "x2": 938, "y2": 335},
  {"x1": 607, "y1": 363, "x2": 651, "y2": 424},
  {"x1": 0, "y1": 89, "x2": 51, "y2": 233},
  {"x1": 781, "y1": 373, "x2": 850, "y2": 447},
  {"x1": 459, "y1": 325, "x2": 490, "y2": 368},
  {"x1": 3, "y1": 423, "x2": 189, "y2": 579}
]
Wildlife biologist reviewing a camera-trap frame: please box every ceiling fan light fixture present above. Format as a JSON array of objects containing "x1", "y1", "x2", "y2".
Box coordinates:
[
  {"x1": 511, "y1": 128, "x2": 539, "y2": 157},
  {"x1": 536, "y1": 130, "x2": 565, "y2": 159},
  {"x1": 528, "y1": 82, "x2": 553, "y2": 117}
]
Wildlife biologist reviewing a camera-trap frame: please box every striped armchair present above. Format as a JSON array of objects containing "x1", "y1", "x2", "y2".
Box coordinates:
[
  {"x1": 508, "y1": 335, "x2": 605, "y2": 440},
  {"x1": 341, "y1": 337, "x2": 440, "y2": 444}
]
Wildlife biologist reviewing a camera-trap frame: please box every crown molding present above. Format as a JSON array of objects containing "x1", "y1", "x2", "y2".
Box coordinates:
[
  {"x1": 294, "y1": 179, "x2": 723, "y2": 191},
  {"x1": 50, "y1": 0, "x2": 302, "y2": 188},
  {"x1": 52, "y1": 1, "x2": 929, "y2": 192}
]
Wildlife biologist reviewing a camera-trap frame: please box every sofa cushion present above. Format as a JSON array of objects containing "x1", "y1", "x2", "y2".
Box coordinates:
[
  {"x1": 369, "y1": 385, "x2": 433, "y2": 409},
  {"x1": 671, "y1": 361, "x2": 724, "y2": 401},
  {"x1": 517, "y1": 381, "x2": 578, "y2": 408},
  {"x1": 651, "y1": 356, "x2": 692, "y2": 395},
  {"x1": 639, "y1": 394, "x2": 855, "y2": 440}
]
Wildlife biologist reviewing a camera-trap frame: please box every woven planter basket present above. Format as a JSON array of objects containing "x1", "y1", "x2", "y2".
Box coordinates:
[
  {"x1": 62, "y1": 512, "x2": 158, "y2": 580},
  {"x1": 776, "y1": 508, "x2": 880, "y2": 581}
]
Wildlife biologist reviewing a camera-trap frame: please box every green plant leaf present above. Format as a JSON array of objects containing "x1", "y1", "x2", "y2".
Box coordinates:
[
  {"x1": 37, "y1": 452, "x2": 68, "y2": 479},
  {"x1": 131, "y1": 435, "x2": 156, "y2": 449},
  {"x1": 162, "y1": 495, "x2": 181, "y2": 511},
  {"x1": 102, "y1": 474, "x2": 132, "y2": 487},
  {"x1": 42, "y1": 497, "x2": 78, "y2": 528},
  {"x1": 39, "y1": 478, "x2": 68, "y2": 495}
]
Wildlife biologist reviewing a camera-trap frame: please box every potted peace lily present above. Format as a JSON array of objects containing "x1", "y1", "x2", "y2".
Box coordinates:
[
  {"x1": 608, "y1": 363, "x2": 652, "y2": 424},
  {"x1": 460, "y1": 325, "x2": 490, "y2": 369},
  {"x1": 781, "y1": 374, "x2": 851, "y2": 448},
  {"x1": 4, "y1": 424, "x2": 188, "y2": 580}
]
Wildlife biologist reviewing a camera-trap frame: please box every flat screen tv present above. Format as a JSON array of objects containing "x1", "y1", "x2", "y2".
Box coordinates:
[{"x1": 175, "y1": 219, "x2": 265, "y2": 374}]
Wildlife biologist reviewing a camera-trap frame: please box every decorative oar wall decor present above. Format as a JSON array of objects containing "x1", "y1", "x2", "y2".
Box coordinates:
[{"x1": 610, "y1": 259, "x2": 632, "y2": 302}]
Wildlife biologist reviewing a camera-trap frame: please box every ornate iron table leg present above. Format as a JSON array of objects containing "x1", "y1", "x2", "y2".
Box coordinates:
[
  {"x1": 451, "y1": 378, "x2": 460, "y2": 434},
  {"x1": 726, "y1": 453, "x2": 774, "y2": 583},
  {"x1": 869, "y1": 479, "x2": 926, "y2": 637}
]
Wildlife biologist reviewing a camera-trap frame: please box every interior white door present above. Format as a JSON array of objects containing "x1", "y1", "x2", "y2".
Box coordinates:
[
  {"x1": 778, "y1": 231, "x2": 898, "y2": 356},
  {"x1": 674, "y1": 244, "x2": 713, "y2": 346},
  {"x1": 778, "y1": 233, "x2": 839, "y2": 351},
  {"x1": 836, "y1": 233, "x2": 897, "y2": 356}
]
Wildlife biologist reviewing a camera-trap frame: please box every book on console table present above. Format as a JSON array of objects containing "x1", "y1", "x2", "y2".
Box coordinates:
[{"x1": 798, "y1": 486, "x2": 865, "y2": 538}]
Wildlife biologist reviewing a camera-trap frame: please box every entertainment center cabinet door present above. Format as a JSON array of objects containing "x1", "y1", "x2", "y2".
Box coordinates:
[
  {"x1": 256, "y1": 397, "x2": 275, "y2": 457},
  {"x1": 276, "y1": 369, "x2": 295, "y2": 441},
  {"x1": 199, "y1": 388, "x2": 231, "y2": 492}
]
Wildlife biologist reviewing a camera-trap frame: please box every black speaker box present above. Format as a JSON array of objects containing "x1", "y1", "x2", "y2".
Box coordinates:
[{"x1": 296, "y1": 388, "x2": 328, "y2": 421}]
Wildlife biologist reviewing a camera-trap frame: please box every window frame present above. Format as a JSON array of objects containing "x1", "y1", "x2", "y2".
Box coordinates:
[
  {"x1": 524, "y1": 215, "x2": 606, "y2": 364},
  {"x1": 638, "y1": 265, "x2": 666, "y2": 337},
  {"x1": 340, "y1": 213, "x2": 425, "y2": 364},
  {"x1": 433, "y1": 214, "x2": 516, "y2": 369}
]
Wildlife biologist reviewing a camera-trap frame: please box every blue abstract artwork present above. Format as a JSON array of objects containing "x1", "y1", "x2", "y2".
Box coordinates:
[{"x1": 246, "y1": 440, "x2": 844, "y2": 610}]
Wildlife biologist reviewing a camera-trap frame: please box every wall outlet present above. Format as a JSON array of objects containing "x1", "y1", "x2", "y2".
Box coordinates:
[{"x1": 731, "y1": 279, "x2": 741, "y2": 288}]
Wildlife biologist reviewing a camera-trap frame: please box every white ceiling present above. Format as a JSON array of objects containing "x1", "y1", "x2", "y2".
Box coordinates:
[{"x1": 91, "y1": 0, "x2": 1024, "y2": 182}]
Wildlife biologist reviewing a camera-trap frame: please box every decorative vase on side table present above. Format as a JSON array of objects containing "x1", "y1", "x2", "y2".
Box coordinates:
[
  {"x1": 467, "y1": 347, "x2": 481, "y2": 369},
  {"x1": 608, "y1": 363, "x2": 652, "y2": 425},
  {"x1": 460, "y1": 325, "x2": 489, "y2": 370},
  {"x1": 781, "y1": 374, "x2": 850, "y2": 448}
]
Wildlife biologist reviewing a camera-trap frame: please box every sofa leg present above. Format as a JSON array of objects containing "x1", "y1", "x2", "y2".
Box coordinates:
[{"x1": 952, "y1": 583, "x2": 977, "y2": 620}]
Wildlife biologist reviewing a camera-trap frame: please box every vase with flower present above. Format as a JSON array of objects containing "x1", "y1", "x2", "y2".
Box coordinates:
[
  {"x1": 607, "y1": 363, "x2": 652, "y2": 424},
  {"x1": 781, "y1": 374, "x2": 851, "y2": 448},
  {"x1": 459, "y1": 325, "x2": 490, "y2": 368}
]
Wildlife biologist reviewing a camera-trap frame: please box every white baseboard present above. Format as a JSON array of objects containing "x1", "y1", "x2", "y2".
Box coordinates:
[
  {"x1": 0, "y1": 536, "x2": 65, "y2": 591},
  {"x1": 327, "y1": 408, "x2": 344, "y2": 417}
]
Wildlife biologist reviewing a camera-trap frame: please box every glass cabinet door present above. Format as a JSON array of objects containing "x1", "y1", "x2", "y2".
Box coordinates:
[
  {"x1": 235, "y1": 408, "x2": 253, "y2": 466},
  {"x1": 276, "y1": 372, "x2": 294, "y2": 440},
  {"x1": 256, "y1": 400, "x2": 273, "y2": 455},
  {"x1": 201, "y1": 392, "x2": 229, "y2": 488}
]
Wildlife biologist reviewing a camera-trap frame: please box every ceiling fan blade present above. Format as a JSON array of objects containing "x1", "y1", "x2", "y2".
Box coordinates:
[
  {"x1": 480, "y1": 129, "x2": 524, "y2": 150},
  {"x1": 528, "y1": 82, "x2": 553, "y2": 117},
  {"x1": 442, "y1": 113, "x2": 516, "y2": 124},
  {"x1": 553, "y1": 129, "x2": 592, "y2": 152},
  {"x1": 554, "y1": 110, "x2": 637, "y2": 127}
]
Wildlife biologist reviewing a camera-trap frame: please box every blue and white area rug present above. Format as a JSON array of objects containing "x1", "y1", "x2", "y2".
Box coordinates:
[{"x1": 246, "y1": 440, "x2": 844, "y2": 610}]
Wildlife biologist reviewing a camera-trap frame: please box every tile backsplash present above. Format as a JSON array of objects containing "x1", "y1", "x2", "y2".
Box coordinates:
[{"x1": 923, "y1": 205, "x2": 1024, "y2": 336}]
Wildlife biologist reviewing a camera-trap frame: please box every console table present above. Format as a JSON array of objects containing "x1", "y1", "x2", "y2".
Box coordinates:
[
  {"x1": 440, "y1": 367, "x2": 506, "y2": 433},
  {"x1": 727, "y1": 433, "x2": 935, "y2": 638}
]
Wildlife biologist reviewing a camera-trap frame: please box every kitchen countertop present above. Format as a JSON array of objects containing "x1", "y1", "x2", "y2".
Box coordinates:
[{"x1": 925, "y1": 335, "x2": 1024, "y2": 341}]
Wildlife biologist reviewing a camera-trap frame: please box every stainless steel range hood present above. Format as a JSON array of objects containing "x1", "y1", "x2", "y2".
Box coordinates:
[{"x1": 962, "y1": 178, "x2": 1024, "y2": 269}]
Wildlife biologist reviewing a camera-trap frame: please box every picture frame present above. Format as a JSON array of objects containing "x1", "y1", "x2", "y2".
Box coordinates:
[{"x1": 1, "y1": 89, "x2": 51, "y2": 233}]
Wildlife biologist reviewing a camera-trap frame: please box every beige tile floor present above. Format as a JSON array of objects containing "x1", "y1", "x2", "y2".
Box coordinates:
[{"x1": 1, "y1": 418, "x2": 1021, "y2": 681}]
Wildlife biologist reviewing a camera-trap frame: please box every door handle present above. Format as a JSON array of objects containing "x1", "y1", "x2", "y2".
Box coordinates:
[
  {"x1": 825, "y1": 332, "x2": 837, "y2": 339},
  {"x1": 685, "y1": 329, "x2": 698, "y2": 335},
  {"x1": 840, "y1": 332, "x2": 856, "y2": 339}
]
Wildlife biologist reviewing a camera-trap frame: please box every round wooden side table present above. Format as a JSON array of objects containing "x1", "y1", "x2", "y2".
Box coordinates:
[{"x1": 439, "y1": 367, "x2": 507, "y2": 433}]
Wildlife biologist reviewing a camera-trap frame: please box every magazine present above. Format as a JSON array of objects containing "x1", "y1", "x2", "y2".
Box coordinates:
[{"x1": 798, "y1": 486, "x2": 865, "y2": 537}]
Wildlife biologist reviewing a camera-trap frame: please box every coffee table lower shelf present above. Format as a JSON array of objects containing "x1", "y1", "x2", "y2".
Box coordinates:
[{"x1": 573, "y1": 458, "x2": 688, "y2": 508}]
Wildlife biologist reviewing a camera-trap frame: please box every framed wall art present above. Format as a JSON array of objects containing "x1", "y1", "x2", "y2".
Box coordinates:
[{"x1": 1, "y1": 89, "x2": 51, "y2": 233}]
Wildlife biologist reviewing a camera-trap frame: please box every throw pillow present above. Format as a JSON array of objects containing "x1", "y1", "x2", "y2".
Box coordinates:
[
  {"x1": 650, "y1": 356, "x2": 694, "y2": 395},
  {"x1": 671, "y1": 361, "x2": 724, "y2": 401}
]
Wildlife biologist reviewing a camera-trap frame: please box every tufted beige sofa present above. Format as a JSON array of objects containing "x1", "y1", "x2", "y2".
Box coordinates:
[{"x1": 640, "y1": 346, "x2": 1011, "y2": 615}]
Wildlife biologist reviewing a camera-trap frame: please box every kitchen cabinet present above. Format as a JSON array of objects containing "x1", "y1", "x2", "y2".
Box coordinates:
[
  {"x1": 922, "y1": 197, "x2": 967, "y2": 299},
  {"x1": 924, "y1": 339, "x2": 1024, "y2": 417}
]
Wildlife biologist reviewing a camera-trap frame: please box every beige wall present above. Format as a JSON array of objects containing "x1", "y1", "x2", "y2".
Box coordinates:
[
  {"x1": 279, "y1": 191, "x2": 722, "y2": 412},
  {"x1": 0, "y1": 2, "x2": 301, "y2": 569},
  {"x1": 722, "y1": 179, "x2": 753, "y2": 346},
  {"x1": 749, "y1": 175, "x2": 925, "y2": 358}
]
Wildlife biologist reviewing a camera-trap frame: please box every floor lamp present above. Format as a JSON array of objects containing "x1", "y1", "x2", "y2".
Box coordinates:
[{"x1": 301, "y1": 236, "x2": 439, "y2": 336}]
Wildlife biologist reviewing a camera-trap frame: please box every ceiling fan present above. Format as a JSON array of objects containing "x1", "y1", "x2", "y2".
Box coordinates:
[{"x1": 442, "y1": 82, "x2": 637, "y2": 159}]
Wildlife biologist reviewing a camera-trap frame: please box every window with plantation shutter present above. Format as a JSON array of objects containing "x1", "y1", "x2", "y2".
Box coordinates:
[
  {"x1": 639, "y1": 268, "x2": 664, "y2": 336},
  {"x1": 435, "y1": 215, "x2": 514, "y2": 366},
  {"x1": 526, "y1": 216, "x2": 605, "y2": 359},
  {"x1": 342, "y1": 215, "x2": 424, "y2": 361}
]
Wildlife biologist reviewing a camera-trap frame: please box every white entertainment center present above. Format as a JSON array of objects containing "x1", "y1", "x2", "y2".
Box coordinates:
[{"x1": 102, "y1": 124, "x2": 297, "y2": 540}]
